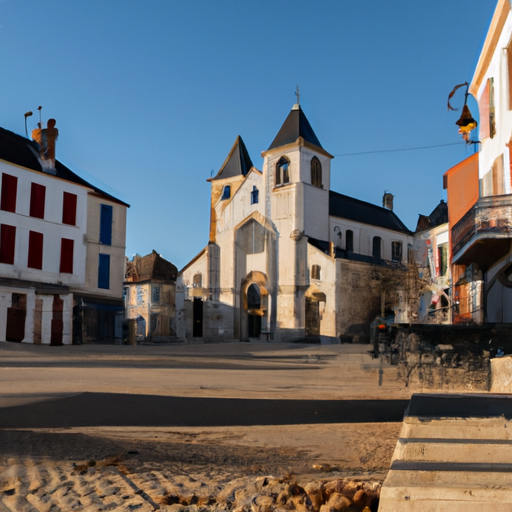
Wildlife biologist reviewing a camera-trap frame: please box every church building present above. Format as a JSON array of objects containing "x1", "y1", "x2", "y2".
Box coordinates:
[{"x1": 178, "y1": 103, "x2": 415, "y2": 343}]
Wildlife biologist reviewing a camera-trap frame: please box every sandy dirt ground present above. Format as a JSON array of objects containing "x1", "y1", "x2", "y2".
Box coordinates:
[{"x1": 0, "y1": 342, "x2": 407, "y2": 511}]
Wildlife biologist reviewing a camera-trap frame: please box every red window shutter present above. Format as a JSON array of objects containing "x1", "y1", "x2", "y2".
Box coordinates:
[
  {"x1": 1, "y1": 174, "x2": 18, "y2": 213},
  {"x1": 62, "y1": 192, "x2": 77, "y2": 226},
  {"x1": 0, "y1": 224, "x2": 16, "y2": 264},
  {"x1": 30, "y1": 183, "x2": 46, "y2": 219},
  {"x1": 59, "y1": 238, "x2": 74, "y2": 273},
  {"x1": 27, "y1": 231, "x2": 43, "y2": 269}
]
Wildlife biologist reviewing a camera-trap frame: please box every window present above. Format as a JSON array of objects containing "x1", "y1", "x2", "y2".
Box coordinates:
[
  {"x1": 30, "y1": 183, "x2": 46, "y2": 219},
  {"x1": 98, "y1": 254, "x2": 110, "y2": 289},
  {"x1": 492, "y1": 154, "x2": 505, "y2": 195},
  {"x1": 59, "y1": 238, "x2": 74, "y2": 273},
  {"x1": 311, "y1": 264, "x2": 321, "y2": 280},
  {"x1": 193, "y1": 273, "x2": 203, "y2": 288},
  {"x1": 438, "y1": 244, "x2": 447, "y2": 277},
  {"x1": 221, "y1": 185, "x2": 231, "y2": 200},
  {"x1": 251, "y1": 186, "x2": 259, "y2": 205},
  {"x1": 1, "y1": 173, "x2": 17, "y2": 213},
  {"x1": 99, "y1": 204, "x2": 113, "y2": 245},
  {"x1": 489, "y1": 77, "x2": 496, "y2": 139},
  {"x1": 391, "y1": 241, "x2": 402, "y2": 263},
  {"x1": 238, "y1": 220, "x2": 265, "y2": 254},
  {"x1": 372, "y1": 236, "x2": 382, "y2": 259},
  {"x1": 346, "y1": 230, "x2": 354, "y2": 252},
  {"x1": 62, "y1": 192, "x2": 77, "y2": 226},
  {"x1": 311, "y1": 157, "x2": 322, "y2": 188},
  {"x1": 153, "y1": 285, "x2": 160, "y2": 304},
  {"x1": 0, "y1": 224, "x2": 16, "y2": 264},
  {"x1": 507, "y1": 39, "x2": 512, "y2": 110},
  {"x1": 27, "y1": 231, "x2": 43, "y2": 269},
  {"x1": 479, "y1": 78, "x2": 496, "y2": 139},
  {"x1": 276, "y1": 157, "x2": 290, "y2": 187}
]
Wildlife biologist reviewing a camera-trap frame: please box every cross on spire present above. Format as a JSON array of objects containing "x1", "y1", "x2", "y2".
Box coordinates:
[{"x1": 295, "y1": 85, "x2": 300, "y2": 106}]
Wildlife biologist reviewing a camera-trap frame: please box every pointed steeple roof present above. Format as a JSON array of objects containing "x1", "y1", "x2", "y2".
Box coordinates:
[
  {"x1": 210, "y1": 135, "x2": 254, "y2": 181},
  {"x1": 268, "y1": 104, "x2": 323, "y2": 151}
]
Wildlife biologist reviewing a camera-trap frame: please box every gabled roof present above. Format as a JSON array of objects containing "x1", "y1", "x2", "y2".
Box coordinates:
[
  {"x1": 329, "y1": 190, "x2": 412, "y2": 234},
  {"x1": 415, "y1": 200, "x2": 448, "y2": 233},
  {"x1": 125, "y1": 250, "x2": 177, "y2": 283},
  {"x1": 0, "y1": 126, "x2": 129, "y2": 207},
  {"x1": 210, "y1": 135, "x2": 253, "y2": 181},
  {"x1": 268, "y1": 104, "x2": 323, "y2": 151}
]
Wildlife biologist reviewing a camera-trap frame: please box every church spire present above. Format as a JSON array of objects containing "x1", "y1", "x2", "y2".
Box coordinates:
[{"x1": 267, "y1": 103, "x2": 323, "y2": 151}]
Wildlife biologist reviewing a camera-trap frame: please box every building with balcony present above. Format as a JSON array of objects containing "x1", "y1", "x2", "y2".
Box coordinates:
[{"x1": 444, "y1": 0, "x2": 512, "y2": 324}]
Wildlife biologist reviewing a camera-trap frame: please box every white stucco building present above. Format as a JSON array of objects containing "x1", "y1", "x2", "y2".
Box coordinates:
[
  {"x1": 178, "y1": 103, "x2": 415, "y2": 343},
  {"x1": 0, "y1": 122, "x2": 128, "y2": 344}
]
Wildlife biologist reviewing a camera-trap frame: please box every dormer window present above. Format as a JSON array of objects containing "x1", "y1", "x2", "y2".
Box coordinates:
[
  {"x1": 276, "y1": 157, "x2": 290, "y2": 187},
  {"x1": 221, "y1": 185, "x2": 231, "y2": 200},
  {"x1": 311, "y1": 157, "x2": 322, "y2": 188}
]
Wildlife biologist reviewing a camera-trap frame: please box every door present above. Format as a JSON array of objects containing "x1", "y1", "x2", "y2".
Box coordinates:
[
  {"x1": 247, "y1": 284, "x2": 261, "y2": 338},
  {"x1": 193, "y1": 298, "x2": 203, "y2": 337},
  {"x1": 6, "y1": 293, "x2": 26, "y2": 342},
  {"x1": 305, "y1": 298, "x2": 320, "y2": 337}
]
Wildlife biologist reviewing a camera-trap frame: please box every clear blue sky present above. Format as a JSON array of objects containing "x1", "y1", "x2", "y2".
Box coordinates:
[{"x1": 0, "y1": 0, "x2": 497, "y2": 269}]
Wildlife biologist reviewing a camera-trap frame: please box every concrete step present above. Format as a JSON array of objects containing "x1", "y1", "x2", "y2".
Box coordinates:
[
  {"x1": 379, "y1": 393, "x2": 512, "y2": 511},
  {"x1": 380, "y1": 469, "x2": 512, "y2": 511}
]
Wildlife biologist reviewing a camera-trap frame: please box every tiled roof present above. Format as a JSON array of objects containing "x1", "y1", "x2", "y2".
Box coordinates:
[
  {"x1": 268, "y1": 104, "x2": 322, "y2": 150},
  {"x1": 125, "y1": 250, "x2": 177, "y2": 283},
  {"x1": 210, "y1": 136, "x2": 253, "y2": 181},
  {"x1": 329, "y1": 190, "x2": 412, "y2": 234},
  {"x1": 0, "y1": 126, "x2": 129, "y2": 207}
]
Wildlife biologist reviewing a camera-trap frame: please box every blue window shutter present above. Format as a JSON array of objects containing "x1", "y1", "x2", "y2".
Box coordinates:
[
  {"x1": 98, "y1": 254, "x2": 110, "y2": 289},
  {"x1": 100, "y1": 204, "x2": 113, "y2": 245}
]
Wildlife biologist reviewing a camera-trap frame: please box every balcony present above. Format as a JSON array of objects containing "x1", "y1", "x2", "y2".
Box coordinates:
[{"x1": 451, "y1": 194, "x2": 512, "y2": 270}]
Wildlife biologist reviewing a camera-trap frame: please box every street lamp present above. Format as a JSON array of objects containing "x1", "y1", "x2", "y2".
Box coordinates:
[{"x1": 448, "y1": 82, "x2": 478, "y2": 143}]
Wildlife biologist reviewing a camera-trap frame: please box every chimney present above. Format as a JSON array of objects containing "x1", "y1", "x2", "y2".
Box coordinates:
[
  {"x1": 383, "y1": 191, "x2": 394, "y2": 211},
  {"x1": 31, "y1": 118, "x2": 59, "y2": 172}
]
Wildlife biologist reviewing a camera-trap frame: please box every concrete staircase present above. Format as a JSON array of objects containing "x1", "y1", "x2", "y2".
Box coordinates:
[{"x1": 379, "y1": 393, "x2": 512, "y2": 511}]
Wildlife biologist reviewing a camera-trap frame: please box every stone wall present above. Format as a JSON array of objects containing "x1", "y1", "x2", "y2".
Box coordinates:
[{"x1": 379, "y1": 324, "x2": 512, "y2": 392}]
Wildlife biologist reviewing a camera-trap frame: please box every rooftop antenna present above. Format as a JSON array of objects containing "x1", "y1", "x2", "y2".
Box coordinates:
[
  {"x1": 295, "y1": 85, "x2": 300, "y2": 106},
  {"x1": 24, "y1": 111, "x2": 33, "y2": 138},
  {"x1": 37, "y1": 106, "x2": 42, "y2": 127}
]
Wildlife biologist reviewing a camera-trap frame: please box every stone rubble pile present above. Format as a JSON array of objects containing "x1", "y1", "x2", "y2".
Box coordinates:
[{"x1": 159, "y1": 476, "x2": 381, "y2": 512}]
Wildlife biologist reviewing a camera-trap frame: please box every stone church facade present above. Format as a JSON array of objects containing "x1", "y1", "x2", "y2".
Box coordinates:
[{"x1": 178, "y1": 104, "x2": 416, "y2": 343}]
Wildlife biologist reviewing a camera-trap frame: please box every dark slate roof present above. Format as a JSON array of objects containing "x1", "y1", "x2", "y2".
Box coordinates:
[
  {"x1": 211, "y1": 135, "x2": 253, "y2": 181},
  {"x1": 329, "y1": 190, "x2": 412, "y2": 234},
  {"x1": 415, "y1": 200, "x2": 448, "y2": 233},
  {"x1": 268, "y1": 104, "x2": 323, "y2": 150},
  {"x1": 0, "y1": 126, "x2": 129, "y2": 207},
  {"x1": 307, "y1": 236, "x2": 393, "y2": 267}
]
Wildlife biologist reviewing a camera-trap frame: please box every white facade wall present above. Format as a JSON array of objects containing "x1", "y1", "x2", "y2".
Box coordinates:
[
  {"x1": 83, "y1": 194, "x2": 127, "y2": 299},
  {"x1": 329, "y1": 216, "x2": 411, "y2": 263},
  {"x1": 473, "y1": 10, "x2": 512, "y2": 191},
  {"x1": 0, "y1": 160, "x2": 88, "y2": 286}
]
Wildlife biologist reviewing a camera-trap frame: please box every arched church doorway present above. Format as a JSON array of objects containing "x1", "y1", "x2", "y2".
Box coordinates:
[
  {"x1": 240, "y1": 271, "x2": 269, "y2": 341},
  {"x1": 247, "y1": 283, "x2": 262, "y2": 338}
]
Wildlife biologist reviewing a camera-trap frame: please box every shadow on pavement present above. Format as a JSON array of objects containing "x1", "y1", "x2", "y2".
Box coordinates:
[{"x1": 0, "y1": 393, "x2": 409, "y2": 428}]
